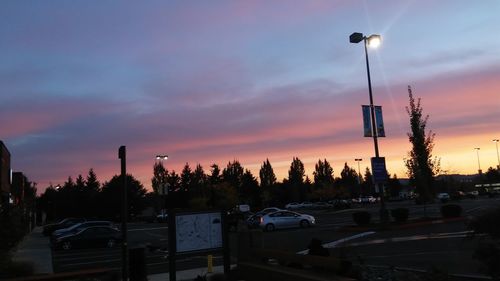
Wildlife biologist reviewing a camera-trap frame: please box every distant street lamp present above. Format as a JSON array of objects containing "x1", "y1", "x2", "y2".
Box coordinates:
[
  {"x1": 155, "y1": 155, "x2": 169, "y2": 210},
  {"x1": 355, "y1": 159, "x2": 363, "y2": 184},
  {"x1": 474, "y1": 148, "x2": 482, "y2": 175},
  {"x1": 493, "y1": 139, "x2": 500, "y2": 169},
  {"x1": 350, "y1": 32, "x2": 388, "y2": 222},
  {"x1": 156, "y1": 155, "x2": 169, "y2": 161}
]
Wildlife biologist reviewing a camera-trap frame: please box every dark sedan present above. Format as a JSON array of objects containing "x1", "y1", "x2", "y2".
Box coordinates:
[
  {"x1": 42, "y1": 218, "x2": 86, "y2": 236},
  {"x1": 50, "y1": 221, "x2": 117, "y2": 243},
  {"x1": 52, "y1": 226, "x2": 122, "y2": 251}
]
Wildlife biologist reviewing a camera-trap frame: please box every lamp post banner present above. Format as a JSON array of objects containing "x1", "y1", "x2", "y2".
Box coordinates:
[
  {"x1": 374, "y1": 106, "x2": 386, "y2": 137},
  {"x1": 362, "y1": 105, "x2": 372, "y2": 137}
]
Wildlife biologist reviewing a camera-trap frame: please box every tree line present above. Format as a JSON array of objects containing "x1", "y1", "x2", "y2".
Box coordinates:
[{"x1": 38, "y1": 158, "x2": 405, "y2": 222}]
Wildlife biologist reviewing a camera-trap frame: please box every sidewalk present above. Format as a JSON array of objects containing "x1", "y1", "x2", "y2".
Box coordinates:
[
  {"x1": 11, "y1": 227, "x2": 229, "y2": 280},
  {"x1": 148, "y1": 266, "x2": 230, "y2": 281},
  {"x1": 11, "y1": 226, "x2": 53, "y2": 274}
]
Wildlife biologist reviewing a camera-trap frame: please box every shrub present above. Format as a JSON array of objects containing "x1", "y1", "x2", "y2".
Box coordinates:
[
  {"x1": 469, "y1": 207, "x2": 500, "y2": 238},
  {"x1": 440, "y1": 204, "x2": 462, "y2": 218},
  {"x1": 352, "y1": 211, "x2": 371, "y2": 226},
  {"x1": 391, "y1": 208, "x2": 409, "y2": 223}
]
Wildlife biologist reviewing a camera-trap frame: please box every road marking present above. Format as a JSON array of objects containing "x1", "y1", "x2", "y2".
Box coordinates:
[
  {"x1": 296, "y1": 231, "x2": 376, "y2": 254},
  {"x1": 128, "y1": 227, "x2": 168, "y2": 232},
  {"x1": 345, "y1": 230, "x2": 481, "y2": 247}
]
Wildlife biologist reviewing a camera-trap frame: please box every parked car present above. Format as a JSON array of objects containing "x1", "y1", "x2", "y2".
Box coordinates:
[
  {"x1": 257, "y1": 210, "x2": 315, "y2": 231},
  {"x1": 51, "y1": 221, "x2": 116, "y2": 242},
  {"x1": 285, "y1": 202, "x2": 301, "y2": 209},
  {"x1": 43, "y1": 218, "x2": 86, "y2": 236},
  {"x1": 437, "y1": 192, "x2": 450, "y2": 202},
  {"x1": 156, "y1": 213, "x2": 168, "y2": 223},
  {"x1": 312, "y1": 202, "x2": 331, "y2": 209},
  {"x1": 52, "y1": 226, "x2": 122, "y2": 251},
  {"x1": 300, "y1": 202, "x2": 314, "y2": 209}
]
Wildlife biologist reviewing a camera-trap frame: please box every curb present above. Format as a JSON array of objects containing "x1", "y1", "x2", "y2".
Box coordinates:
[{"x1": 337, "y1": 216, "x2": 468, "y2": 232}]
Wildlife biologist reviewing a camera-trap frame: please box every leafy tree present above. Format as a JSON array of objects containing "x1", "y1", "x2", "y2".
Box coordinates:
[
  {"x1": 259, "y1": 159, "x2": 276, "y2": 188},
  {"x1": 405, "y1": 86, "x2": 440, "y2": 203},
  {"x1": 99, "y1": 174, "x2": 147, "y2": 220},
  {"x1": 313, "y1": 159, "x2": 334, "y2": 189},
  {"x1": 485, "y1": 167, "x2": 500, "y2": 183}
]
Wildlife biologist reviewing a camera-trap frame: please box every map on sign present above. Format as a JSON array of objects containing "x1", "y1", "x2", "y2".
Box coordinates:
[{"x1": 175, "y1": 212, "x2": 223, "y2": 253}]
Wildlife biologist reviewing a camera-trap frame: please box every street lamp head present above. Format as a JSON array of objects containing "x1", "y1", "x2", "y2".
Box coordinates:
[
  {"x1": 474, "y1": 147, "x2": 480, "y2": 150},
  {"x1": 367, "y1": 34, "x2": 381, "y2": 48},
  {"x1": 156, "y1": 155, "x2": 168, "y2": 160},
  {"x1": 349, "y1": 32, "x2": 364, "y2": 44},
  {"x1": 493, "y1": 139, "x2": 499, "y2": 142},
  {"x1": 355, "y1": 158, "x2": 363, "y2": 161}
]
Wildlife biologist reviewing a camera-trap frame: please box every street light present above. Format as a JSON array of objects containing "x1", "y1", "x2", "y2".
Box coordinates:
[
  {"x1": 350, "y1": 32, "x2": 388, "y2": 222},
  {"x1": 474, "y1": 148, "x2": 482, "y2": 175},
  {"x1": 493, "y1": 139, "x2": 500, "y2": 169},
  {"x1": 355, "y1": 159, "x2": 363, "y2": 184},
  {"x1": 156, "y1": 155, "x2": 168, "y2": 161}
]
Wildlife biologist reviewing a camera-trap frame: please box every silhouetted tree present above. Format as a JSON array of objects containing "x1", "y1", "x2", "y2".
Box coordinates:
[
  {"x1": 151, "y1": 162, "x2": 168, "y2": 194},
  {"x1": 180, "y1": 163, "x2": 193, "y2": 192},
  {"x1": 362, "y1": 168, "x2": 374, "y2": 196},
  {"x1": 339, "y1": 163, "x2": 358, "y2": 197},
  {"x1": 313, "y1": 159, "x2": 334, "y2": 189},
  {"x1": 241, "y1": 169, "x2": 261, "y2": 207},
  {"x1": 405, "y1": 86, "x2": 440, "y2": 203},
  {"x1": 485, "y1": 167, "x2": 500, "y2": 183},
  {"x1": 288, "y1": 157, "x2": 306, "y2": 202},
  {"x1": 259, "y1": 159, "x2": 276, "y2": 188},
  {"x1": 222, "y1": 160, "x2": 244, "y2": 189},
  {"x1": 191, "y1": 164, "x2": 207, "y2": 198},
  {"x1": 387, "y1": 174, "x2": 403, "y2": 197},
  {"x1": 85, "y1": 169, "x2": 101, "y2": 218},
  {"x1": 99, "y1": 174, "x2": 147, "y2": 220}
]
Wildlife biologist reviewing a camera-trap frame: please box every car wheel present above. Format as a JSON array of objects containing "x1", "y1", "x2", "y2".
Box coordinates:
[
  {"x1": 62, "y1": 241, "x2": 72, "y2": 250},
  {"x1": 107, "y1": 239, "x2": 116, "y2": 248},
  {"x1": 265, "y1": 223, "x2": 275, "y2": 232},
  {"x1": 300, "y1": 220, "x2": 310, "y2": 228}
]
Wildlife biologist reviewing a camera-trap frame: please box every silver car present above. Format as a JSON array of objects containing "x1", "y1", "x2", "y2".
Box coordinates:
[{"x1": 257, "y1": 210, "x2": 315, "y2": 231}]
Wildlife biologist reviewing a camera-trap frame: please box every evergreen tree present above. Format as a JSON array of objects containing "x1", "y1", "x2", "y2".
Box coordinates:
[
  {"x1": 151, "y1": 162, "x2": 168, "y2": 194},
  {"x1": 209, "y1": 164, "x2": 221, "y2": 185},
  {"x1": 340, "y1": 163, "x2": 358, "y2": 198},
  {"x1": 313, "y1": 159, "x2": 334, "y2": 189},
  {"x1": 222, "y1": 160, "x2": 244, "y2": 189},
  {"x1": 362, "y1": 167, "x2": 374, "y2": 196},
  {"x1": 99, "y1": 174, "x2": 147, "y2": 220},
  {"x1": 288, "y1": 157, "x2": 305, "y2": 201},
  {"x1": 180, "y1": 163, "x2": 193, "y2": 192},
  {"x1": 85, "y1": 168, "x2": 101, "y2": 218},
  {"x1": 241, "y1": 169, "x2": 261, "y2": 207},
  {"x1": 405, "y1": 86, "x2": 440, "y2": 203},
  {"x1": 259, "y1": 159, "x2": 276, "y2": 188},
  {"x1": 191, "y1": 164, "x2": 207, "y2": 198}
]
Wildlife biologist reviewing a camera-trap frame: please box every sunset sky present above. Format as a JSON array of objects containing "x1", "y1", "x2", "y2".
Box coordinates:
[{"x1": 2, "y1": 1, "x2": 500, "y2": 192}]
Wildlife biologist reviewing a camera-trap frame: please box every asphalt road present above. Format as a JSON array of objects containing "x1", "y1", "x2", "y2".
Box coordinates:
[{"x1": 50, "y1": 196, "x2": 500, "y2": 276}]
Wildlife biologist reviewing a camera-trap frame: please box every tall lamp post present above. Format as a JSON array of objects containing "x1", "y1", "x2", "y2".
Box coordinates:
[
  {"x1": 474, "y1": 148, "x2": 482, "y2": 175},
  {"x1": 355, "y1": 158, "x2": 363, "y2": 184},
  {"x1": 493, "y1": 139, "x2": 500, "y2": 169},
  {"x1": 350, "y1": 32, "x2": 388, "y2": 222}
]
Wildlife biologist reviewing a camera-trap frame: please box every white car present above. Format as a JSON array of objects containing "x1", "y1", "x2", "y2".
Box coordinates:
[
  {"x1": 285, "y1": 202, "x2": 301, "y2": 209},
  {"x1": 257, "y1": 210, "x2": 315, "y2": 231},
  {"x1": 437, "y1": 193, "x2": 450, "y2": 201}
]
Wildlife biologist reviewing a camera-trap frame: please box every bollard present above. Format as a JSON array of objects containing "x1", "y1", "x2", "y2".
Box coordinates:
[
  {"x1": 129, "y1": 247, "x2": 147, "y2": 281},
  {"x1": 207, "y1": 254, "x2": 213, "y2": 273}
]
